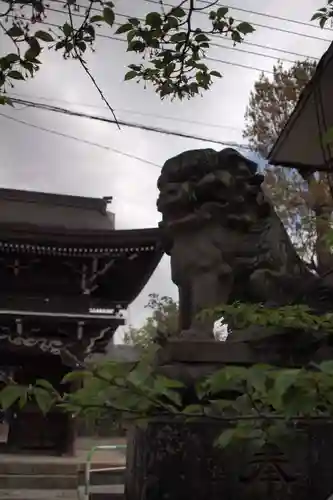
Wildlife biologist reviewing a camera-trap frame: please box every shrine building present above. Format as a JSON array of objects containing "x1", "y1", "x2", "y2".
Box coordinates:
[{"x1": 0, "y1": 187, "x2": 163, "y2": 455}]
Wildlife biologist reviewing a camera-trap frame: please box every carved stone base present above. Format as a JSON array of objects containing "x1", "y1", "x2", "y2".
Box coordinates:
[
  {"x1": 125, "y1": 420, "x2": 333, "y2": 500},
  {"x1": 157, "y1": 339, "x2": 333, "y2": 368}
]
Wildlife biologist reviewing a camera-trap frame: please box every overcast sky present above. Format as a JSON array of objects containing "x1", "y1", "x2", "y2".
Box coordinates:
[{"x1": 0, "y1": 0, "x2": 331, "y2": 341}]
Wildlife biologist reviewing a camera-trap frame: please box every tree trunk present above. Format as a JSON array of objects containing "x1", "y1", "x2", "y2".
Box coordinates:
[{"x1": 301, "y1": 171, "x2": 333, "y2": 283}]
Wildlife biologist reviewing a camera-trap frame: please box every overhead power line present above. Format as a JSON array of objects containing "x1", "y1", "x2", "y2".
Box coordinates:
[
  {"x1": 7, "y1": 97, "x2": 251, "y2": 150},
  {"x1": 54, "y1": 2, "x2": 323, "y2": 61},
  {"x1": 145, "y1": 0, "x2": 333, "y2": 43},
  {"x1": 46, "y1": 5, "x2": 306, "y2": 66},
  {"x1": 197, "y1": 0, "x2": 333, "y2": 32},
  {"x1": 7, "y1": 8, "x2": 321, "y2": 77},
  {"x1": 51, "y1": 0, "x2": 321, "y2": 60},
  {"x1": 9, "y1": 92, "x2": 243, "y2": 132},
  {"x1": 8, "y1": 13, "x2": 281, "y2": 74},
  {"x1": 0, "y1": 112, "x2": 162, "y2": 167}
]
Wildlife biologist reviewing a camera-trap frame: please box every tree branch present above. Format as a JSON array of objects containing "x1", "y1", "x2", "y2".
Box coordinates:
[
  {"x1": 0, "y1": 0, "x2": 13, "y2": 18},
  {"x1": 67, "y1": 2, "x2": 120, "y2": 129}
]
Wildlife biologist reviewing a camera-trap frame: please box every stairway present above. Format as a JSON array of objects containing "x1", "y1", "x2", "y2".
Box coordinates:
[
  {"x1": 78, "y1": 467, "x2": 125, "y2": 500},
  {"x1": 0, "y1": 460, "x2": 125, "y2": 500}
]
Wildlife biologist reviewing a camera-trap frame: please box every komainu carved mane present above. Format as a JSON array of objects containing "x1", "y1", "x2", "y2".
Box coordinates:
[{"x1": 157, "y1": 147, "x2": 333, "y2": 341}]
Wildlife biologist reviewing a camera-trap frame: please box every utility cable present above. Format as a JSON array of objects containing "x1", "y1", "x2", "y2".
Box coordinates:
[
  {"x1": 5, "y1": 97, "x2": 252, "y2": 150},
  {"x1": 9, "y1": 92, "x2": 243, "y2": 133},
  {"x1": 45, "y1": 5, "x2": 302, "y2": 66},
  {"x1": 5, "y1": 10, "x2": 321, "y2": 77},
  {"x1": 144, "y1": 0, "x2": 333, "y2": 43},
  {"x1": 5, "y1": 14, "x2": 279, "y2": 74},
  {"x1": 50, "y1": 0, "x2": 322, "y2": 60},
  {"x1": 196, "y1": 0, "x2": 333, "y2": 32},
  {"x1": 0, "y1": 112, "x2": 162, "y2": 167},
  {"x1": 46, "y1": 3, "x2": 322, "y2": 64}
]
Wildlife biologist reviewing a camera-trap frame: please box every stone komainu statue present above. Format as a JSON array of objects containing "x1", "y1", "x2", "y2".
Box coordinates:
[{"x1": 157, "y1": 147, "x2": 333, "y2": 342}]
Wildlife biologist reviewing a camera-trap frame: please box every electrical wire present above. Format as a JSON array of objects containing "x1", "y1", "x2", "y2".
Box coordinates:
[
  {"x1": 9, "y1": 92, "x2": 243, "y2": 132},
  {"x1": 45, "y1": 5, "x2": 303, "y2": 66},
  {"x1": 4, "y1": 8, "x2": 321, "y2": 78},
  {"x1": 145, "y1": 0, "x2": 333, "y2": 42},
  {"x1": 0, "y1": 112, "x2": 162, "y2": 167},
  {"x1": 50, "y1": 0, "x2": 323, "y2": 60},
  {"x1": 6, "y1": 97, "x2": 251, "y2": 150},
  {"x1": 46, "y1": 2, "x2": 322, "y2": 64},
  {"x1": 196, "y1": 0, "x2": 333, "y2": 32},
  {"x1": 5, "y1": 13, "x2": 279, "y2": 74}
]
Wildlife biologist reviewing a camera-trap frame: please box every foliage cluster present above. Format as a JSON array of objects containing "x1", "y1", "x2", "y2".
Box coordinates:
[
  {"x1": 2, "y1": 303, "x2": 333, "y2": 451},
  {"x1": 123, "y1": 293, "x2": 179, "y2": 348},
  {"x1": 0, "y1": 0, "x2": 254, "y2": 105}
]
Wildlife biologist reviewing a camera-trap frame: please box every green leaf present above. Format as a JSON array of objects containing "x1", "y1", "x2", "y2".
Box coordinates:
[
  {"x1": 34, "y1": 30, "x2": 54, "y2": 42},
  {"x1": 127, "y1": 40, "x2": 145, "y2": 52},
  {"x1": 236, "y1": 22, "x2": 255, "y2": 34},
  {"x1": 127, "y1": 30, "x2": 136, "y2": 42},
  {"x1": 33, "y1": 388, "x2": 54, "y2": 414},
  {"x1": 6, "y1": 26, "x2": 24, "y2": 37},
  {"x1": 195, "y1": 33, "x2": 210, "y2": 43},
  {"x1": 90, "y1": 15, "x2": 104, "y2": 23},
  {"x1": 62, "y1": 370, "x2": 90, "y2": 383},
  {"x1": 128, "y1": 17, "x2": 140, "y2": 26},
  {"x1": 124, "y1": 70, "x2": 137, "y2": 81},
  {"x1": 0, "y1": 385, "x2": 27, "y2": 410},
  {"x1": 311, "y1": 12, "x2": 324, "y2": 21},
  {"x1": 217, "y1": 7, "x2": 229, "y2": 18},
  {"x1": 8, "y1": 70, "x2": 24, "y2": 80},
  {"x1": 115, "y1": 23, "x2": 133, "y2": 34},
  {"x1": 209, "y1": 399, "x2": 233, "y2": 411},
  {"x1": 182, "y1": 404, "x2": 203, "y2": 415},
  {"x1": 0, "y1": 95, "x2": 13, "y2": 105},
  {"x1": 145, "y1": 12, "x2": 162, "y2": 27},
  {"x1": 210, "y1": 70, "x2": 222, "y2": 78},
  {"x1": 319, "y1": 17, "x2": 328, "y2": 28},
  {"x1": 215, "y1": 428, "x2": 236, "y2": 448},
  {"x1": 128, "y1": 63, "x2": 141, "y2": 71},
  {"x1": 231, "y1": 31, "x2": 242, "y2": 43},
  {"x1": 103, "y1": 7, "x2": 115, "y2": 27},
  {"x1": 247, "y1": 364, "x2": 271, "y2": 393},
  {"x1": 62, "y1": 22, "x2": 72, "y2": 37},
  {"x1": 18, "y1": 390, "x2": 28, "y2": 409},
  {"x1": 171, "y1": 6, "x2": 186, "y2": 17},
  {"x1": 318, "y1": 360, "x2": 333, "y2": 375},
  {"x1": 163, "y1": 389, "x2": 181, "y2": 407},
  {"x1": 154, "y1": 375, "x2": 184, "y2": 389},
  {"x1": 166, "y1": 16, "x2": 178, "y2": 29},
  {"x1": 5, "y1": 53, "x2": 20, "y2": 64},
  {"x1": 274, "y1": 369, "x2": 300, "y2": 397},
  {"x1": 25, "y1": 38, "x2": 41, "y2": 60},
  {"x1": 35, "y1": 379, "x2": 56, "y2": 392},
  {"x1": 170, "y1": 32, "x2": 187, "y2": 43}
]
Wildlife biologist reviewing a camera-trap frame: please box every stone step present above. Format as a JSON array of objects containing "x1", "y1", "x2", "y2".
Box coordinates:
[
  {"x1": 0, "y1": 489, "x2": 77, "y2": 500},
  {"x1": 78, "y1": 468, "x2": 125, "y2": 486},
  {"x1": 0, "y1": 485, "x2": 125, "y2": 500},
  {"x1": 78, "y1": 484, "x2": 124, "y2": 500},
  {"x1": 0, "y1": 463, "x2": 78, "y2": 476},
  {"x1": 0, "y1": 474, "x2": 78, "y2": 490}
]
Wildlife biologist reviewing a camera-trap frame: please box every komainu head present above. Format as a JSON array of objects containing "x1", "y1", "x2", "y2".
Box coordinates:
[{"x1": 157, "y1": 147, "x2": 271, "y2": 228}]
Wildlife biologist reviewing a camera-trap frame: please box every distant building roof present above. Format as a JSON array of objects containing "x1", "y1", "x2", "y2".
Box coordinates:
[
  {"x1": 0, "y1": 187, "x2": 164, "y2": 308},
  {"x1": 268, "y1": 42, "x2": 333, "y2": 171},
  {"x1": 0, "y1": 187, "x2": 115, "y2": 232}
]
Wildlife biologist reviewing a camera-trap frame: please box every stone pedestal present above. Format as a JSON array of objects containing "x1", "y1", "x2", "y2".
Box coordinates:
[
  {"x1": 125, "y1": 419, "x2": 333, "y2": 500},
  {"x1": 124, "y1": 340, "x2": 333, "y2": 500}
]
